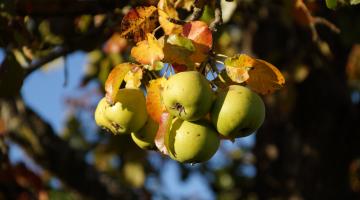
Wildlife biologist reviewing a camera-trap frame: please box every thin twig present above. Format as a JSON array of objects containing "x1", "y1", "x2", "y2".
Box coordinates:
[
  {"x1": 167, "y1": 18, "x2": 186, "y2": 25},
  {"x1": 313, "y1": 17, "x2": 341, "y2": 33},
  {"x1": 63, "y1": 55, "x2": 69, "y2": 87},
  {"x1": 188, "y1": 6, "x2": 204, "y2": 21},
  {"x1": 210, "y1": 0, "x2": 223, "y2": 31}
]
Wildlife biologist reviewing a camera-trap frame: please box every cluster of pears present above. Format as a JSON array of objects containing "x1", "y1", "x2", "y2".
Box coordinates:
[{"x1": 95, "y1": 71, "x2": 265, "y2": 163}]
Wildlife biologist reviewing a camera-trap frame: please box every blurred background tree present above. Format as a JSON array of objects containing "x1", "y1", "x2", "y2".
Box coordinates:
[{"x1": 1, "y1": 0, "x2": 360, "y2": 199}]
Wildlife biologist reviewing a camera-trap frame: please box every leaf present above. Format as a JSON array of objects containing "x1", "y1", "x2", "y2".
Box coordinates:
[
  {"x1": 155, "y1": 112, "x2": 173, "y2": 155},
  {"x1": 124, "y1": 67, "x2": 143, "y2": 89},
  {"x1": 182, "y1": 21, "x2": 212, "y2": 63},
  {"x1": 120, "y1": 6, "x2": 158, "y2": 42},
  {"x1": 161, "y1": 35, "x2": 195, "y2": 67},
  {"x1": 224, "y1": 54, "x2": 257, "y2": 83},
  {"x1": 224, "y1": 54, "x2": 285, "y2": 95},
  {"x1": 131, "y1": 33, "x2": 164, "y2": 66},
  {"x1": 158, "y1": 0, "x2": 183, "y2": 35},
  {"x1": 144, "y1": 61, "x2": 165, "y2": 71},
  {"x1": 325, "y1": 0, "x2": 337, "y2": 9},
  {"x1": 246, "y1": 58, "x2": 285, "y2": 95},
  {"x1": 174, "y1": 0, "x2": 195, "y2": 11},
  {"x1": 105, "y1": 63, "x2": 138, "y2": 104},
  {"x1": 351, "y1": 0, "x2": 360, "y2": 5},
  {"x1": 146, "y1": 78, "x2": 167, "y2": 123},
  {"x1": 167, "y1": 34, "x2": 195, "y2": 52},
  {"x1": 103, "y1": 33, "x2": 128, "y2": 54}
]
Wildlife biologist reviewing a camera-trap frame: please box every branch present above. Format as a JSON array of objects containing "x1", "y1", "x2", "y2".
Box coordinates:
[
  {"x1": 209, "y1": 0, "x2": 223, "y2": 31},
  {"x1": 0, "y1": 98, "x2": 131, "y2": 199},
  {"x1": 25, "y1": 46, "x2": 71, "y2": 77},
  {"x1": 188, "y1": 6, "x2": 204, "y2": 21}
]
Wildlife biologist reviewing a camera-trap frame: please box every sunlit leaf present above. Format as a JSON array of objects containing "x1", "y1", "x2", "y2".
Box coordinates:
[
  {"x1": 161, "y1": 35, "x2": 195, "y2": 67},
  {"x1": 124, "y1": 67, "x2": 143, "y2": 89},
  {"x1": 247, "y1": 58, "x2": 286, "y2": 95},
  {"x1": 158, "y1": 0, "x2": 183, "y2": 35},
  {"x1": 105, "y1": 63, "x2": 138, "y2": 104},
  {"x1": 182, "y1": 21, "x2": 212, "y2": 63},
  {"x1": 146, "y1": 78, "x2": 167, "y2": 123},
  {"x1": 224, "y1": 54, "x2": 285, "y2": 95},
  {"x1": 224, "y1": 54, "x2": 256, "y2": 83},
  {"x1": 131, "y1": 33, "x2": 164, "y2": 66},
  {"x1": 120, "y1": 6, "x2": 158, "y2": 42},
  {"x1": 167, "y1": 34, "x2": 195, "y2": 52},
  {"x1": 155, "y1": 112, "x2": 173, "y2": 155},
  {"x1": 351, "y1": 0, "x2": 360, "y2": 5}
]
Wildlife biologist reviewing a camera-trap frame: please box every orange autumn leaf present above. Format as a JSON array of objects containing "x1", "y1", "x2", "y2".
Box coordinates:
[
  {"x1": 224, "y1": 54, "x2": 257, "y2": 83},
  {"x1": 146, "y1": 77, "x2": 167, "y2": 123},
  {"x1": 224, "y1": 54, "x2": 285, "y2": 95},
  {"x1": 131, "y1": 33, "x2": 164, "y2": 66},
  {"x1": 105, "y1": 63, "x2": 138, "y2": 104},
  {"x1": 182, "y1": 21, "x2": 212, "y2": 63},
  {"x1": 158, "y1": 0, "x2": 183, "y2": 35},
  {"x1": 246, "y1": 59, "x2": 285, "y2": 95},
  {"x1": 120, "y1": 6, "x2": 158, "y2": 42}
]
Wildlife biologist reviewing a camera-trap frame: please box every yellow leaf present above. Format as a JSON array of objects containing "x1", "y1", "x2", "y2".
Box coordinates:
[
  {"x1": 131, "y1": 33, "x2": 164, "y2": 66},
  {"x1": 124, "y1": 67, "x2": 143, "y2": 89},
  {"x1": 224, "y1": 54, "x2": 257, "y2": 83},
  {"x1": 247, "y1": 59, "x2": 285, "y2": 95},
  {"x1": 120, "y1": 6, "x2": 158, "y2": 42},
  {"x1": 158, "y1": 0, "x2": 183, "y2": 35},
  {"x1": 105, "y1": 63, "x2": 138, "y2": 104},
  {"x1": 146, "y1": 78, "x2": 167, "y2": 123},
  {"x1": 224, "y1": 54, "x2": 285, "y2": 95}
]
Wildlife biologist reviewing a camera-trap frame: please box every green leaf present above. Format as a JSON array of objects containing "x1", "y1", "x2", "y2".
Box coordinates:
[
  {"x1": 167, "y1": 34, "x2": 195, "y2": 52},
  {"x1": 326, "y1": 0, "x2": 337, "y2": 9},
  {"x1": 351, "y1": 0, "x2": 360, "y2": 5}
]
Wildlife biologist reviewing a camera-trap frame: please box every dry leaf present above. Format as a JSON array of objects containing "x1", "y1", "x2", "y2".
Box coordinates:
[
  {"x1": 120, "y1": 6, "x2": 158, "y2": 42},
  {"x1": 146, "y1": 78, "x2": 167, "y2": 123},
  {"x1": 105, "y1": 63, "x2": 138, "y2": 104},
  {"x1": 224, "y1": 54, "x2": 256, "y2": 83},
  {"x1": 158, "y1": 0, "x2": 183, "y2": 35},
  {"x1": 246, "y1": 59, "x2": 285, "y2": 95},
  {"x1": 131, "y1": 33, "x2": 164, "y2": 66},
  {"x1": 154, "y1": 112, "x2": 173, "y2": 155},
  {"x1": 124, "y1": 67, "x2": 143, "y2": 89},
  {"x1": 182, "y1": 21, "x2": 213, "y2": 63}
]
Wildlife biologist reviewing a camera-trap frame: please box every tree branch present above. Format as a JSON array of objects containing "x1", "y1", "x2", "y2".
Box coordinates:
[{"x1": 0, "y1": 98, "x2": 131, "y2": 199}]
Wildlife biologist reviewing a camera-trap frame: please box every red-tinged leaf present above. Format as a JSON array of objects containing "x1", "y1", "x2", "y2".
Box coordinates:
[
  {"x1": 105, "y1": 63, "x2": 138, "y2": 104},
  {"x1": 131, "y1": 33, "x2": 164, "y2": 66},
  {"x1": 172, "y1": 63, "x2": 188, "y2": 73},
  {"x1": 103, "y1": 33, "x2": 128, "y2": 54},
  {"x1": 146, "y1": 78, "x2": 167, "y2": 123},
  {"x1": 182, "y1": 21, "x2": 213, "y2": 63},
  {"x1": 120, "y1": 6, "x2": 158, "y2": 42},
  {"x1": 155, "y1": 112, "x2": 173, "y2": 155}
]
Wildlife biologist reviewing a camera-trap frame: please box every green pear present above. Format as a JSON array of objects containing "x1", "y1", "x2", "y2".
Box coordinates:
[
  {"x1": 94, "y1": 97, "x2": 117, "y2": 133},
  {"x1": 104, "y1": 88, "x2": 148, "y2": 134},
  {"x1": 167, "y1": 118, "x2": 219, "y2": 163},
  {"x1": 162, "y1": 71, "x2": 214, "y2": 121},
  {"x1": 131, "y1": 118, "x2": 159, "y2": 150},
  {"x1": 211, "y1": 85, "x2": 265, "y2": 139}
]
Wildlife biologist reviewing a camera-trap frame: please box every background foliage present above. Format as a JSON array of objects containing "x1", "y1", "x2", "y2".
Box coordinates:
[{"x1": 1, "y1": 0, "x2": 360, "y2": 199}]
